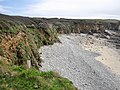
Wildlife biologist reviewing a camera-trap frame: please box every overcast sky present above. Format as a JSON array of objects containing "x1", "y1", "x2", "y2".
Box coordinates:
[{"x1": 0, "y1": 0, "x2": 120, "y2": 19}]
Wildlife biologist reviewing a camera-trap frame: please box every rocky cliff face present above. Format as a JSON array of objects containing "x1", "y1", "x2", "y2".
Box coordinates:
[
  {"x1": 0, "y1": 14, "x2": 59, "y2": 69},
  {"x1": 45, "y1": 18, "x2": 120, "y2": 34},
  {"x1": 0, "y1": 14, "x2": 119, "y2": 69}
]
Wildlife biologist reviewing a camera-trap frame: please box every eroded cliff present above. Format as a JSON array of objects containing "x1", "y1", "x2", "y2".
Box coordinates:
[{"x1": 0, "y1": 14, "x2": 119, "y2": 90}]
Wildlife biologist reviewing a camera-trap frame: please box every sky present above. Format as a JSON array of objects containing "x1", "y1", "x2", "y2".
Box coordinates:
[{"x1": 0, "y1": 0, "x2": 120, "y2": 19}]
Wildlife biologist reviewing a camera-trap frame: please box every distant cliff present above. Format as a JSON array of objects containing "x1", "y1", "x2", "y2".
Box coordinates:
[
  {"x1": 0, "y1": 13, "x2": 120, "y2": 90},
  {"x1": 0, "y1": 14, "x2": 120, "y2": 69},
  {"x1": 43, "y1": 18, "x2": 120, "y2": 33}
]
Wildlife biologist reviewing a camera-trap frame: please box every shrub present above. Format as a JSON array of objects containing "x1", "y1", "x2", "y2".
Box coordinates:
[
  {"x1": 0, "y1": 47, "x2": 4, "y2": 56},
  {"x1": 0, "y1": 66, "x2": 77, "y2": 90}
]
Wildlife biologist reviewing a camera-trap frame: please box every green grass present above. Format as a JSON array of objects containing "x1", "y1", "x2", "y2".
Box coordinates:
[
  {"x1": 0, "y1": 47, "x2": 4, "y2": 56},
  {"x1": 17, "y1": 41, "x2": 31, "y2": 61},
  {"x1": 0, "y1": 17, "x2": 77, "y2": 90},
  {"x1": 0, "y1": 65, "x2": 77, "y2": 90}
]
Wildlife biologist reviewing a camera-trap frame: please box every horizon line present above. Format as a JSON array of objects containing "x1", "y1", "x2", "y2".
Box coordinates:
[{"x1": 1, "y1": 13, "x2": 120, "y2": 20}]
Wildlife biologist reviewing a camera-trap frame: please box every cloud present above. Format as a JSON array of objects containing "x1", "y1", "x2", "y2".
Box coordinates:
[
  {"x1": 0, "y1": 5, "x2": 12, "y2": 14},
  {"x1": 0, "y1": 5, "x2": 7, "y2": 13},
  {"x1": 0, "y1": 0, "x2": 119, "y2": 19},
  {"x1": 0, "y1": 0, "x2": 10, "y2": 13},
  {"x1": 20, "y1": 0, "x2": 120, "y2": 19}
]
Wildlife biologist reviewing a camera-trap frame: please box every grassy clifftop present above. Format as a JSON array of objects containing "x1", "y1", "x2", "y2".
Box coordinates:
[
  {"x1": 0, "y1": 14, "x2": 77, "y2": 90},
  {"x1": 0, "y1": 14, "x2": 59, "y2": 68},
  {"x1": 0, "y1": 62, "x2": 77, "y2": 90},
  {"x1": 0, "y1": 14, "x2": 119, "y2": 90}
]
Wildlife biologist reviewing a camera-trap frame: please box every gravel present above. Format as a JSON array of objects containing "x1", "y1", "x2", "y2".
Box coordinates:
[{"x1": 39, "y1": 34, "x2": 120, "y2": 90}]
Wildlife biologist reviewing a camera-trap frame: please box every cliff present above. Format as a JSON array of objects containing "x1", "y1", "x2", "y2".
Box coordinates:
[
  {"x1": 0, "y1": 14, "x2": 59, "y2": 69},
  {"x1": 0, "y1": 13, "x2": 120, "y2": 89},
  {"x1": 0, "y1": 13, "x2": 120, "y2": 69},
  {"x1": 42, "y1": 18, "x2": 120, "y2": 33}
]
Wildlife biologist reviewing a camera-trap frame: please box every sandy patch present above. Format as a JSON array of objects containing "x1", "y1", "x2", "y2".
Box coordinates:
[{"x1": 83, "y1": 35, "x2": 120, "y2": 76}]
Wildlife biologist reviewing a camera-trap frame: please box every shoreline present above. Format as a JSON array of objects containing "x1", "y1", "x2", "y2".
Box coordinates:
[
  {"x1": 39, "y1": 33, "x2": 120, "y2": 90},
  {"x1": 81, "y1": 34, "x2": 120, "y2": 76}
]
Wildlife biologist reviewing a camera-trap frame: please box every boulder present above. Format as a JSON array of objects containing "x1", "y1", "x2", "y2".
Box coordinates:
[{"x1": 105, "y1": 30, "x2": 116, "y2": 36}]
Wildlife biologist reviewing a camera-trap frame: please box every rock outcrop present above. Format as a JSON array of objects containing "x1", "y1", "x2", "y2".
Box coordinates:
[
  {"x1": 0, "y1": 14, "x2": 120, "y2": 69},
  {"x1": 0, "y1": 14, "x2": 59, "y2": 69},
  {"x1": 45, "y1": 18, "x2": 120, "y2": 34}
]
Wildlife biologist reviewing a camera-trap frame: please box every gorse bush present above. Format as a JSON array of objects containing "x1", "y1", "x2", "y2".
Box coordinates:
[{"x1": 0, "y1": 14, "x2": 77, "y2": 90}]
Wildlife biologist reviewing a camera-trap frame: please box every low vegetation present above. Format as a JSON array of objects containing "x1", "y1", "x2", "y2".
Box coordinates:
[
  {"x1": 0, "y1": 13, "x2": 119, "y2": 90},
  {"x1": 0, "y1": 14, "x2": 77, "y2": 90},
  {"x1": 0, "y1": 60, "x2": 77, "y2": 90}
]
